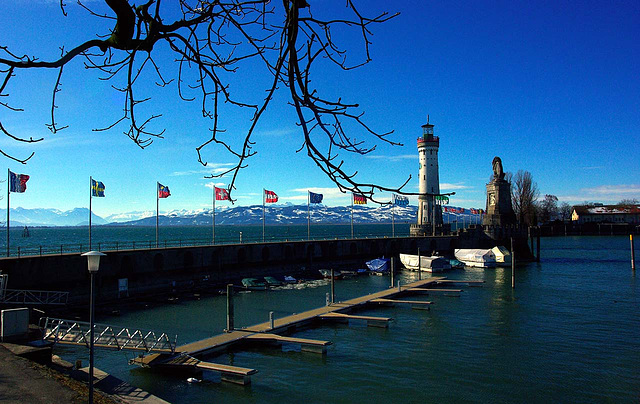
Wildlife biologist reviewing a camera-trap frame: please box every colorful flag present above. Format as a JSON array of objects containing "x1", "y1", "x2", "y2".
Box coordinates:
[
  {"x1": 392, "y1": 194, "x2": 409, "y2": 206},
  {"x1": 91, "y1": 179, "x2": 105, "y2": 197},
  {"x1": 158, "y1": 183, "x2": 171, "y2": 198},
  {"x1": 470, "y1": 208, "x2": 478, "y2": 214},
  {"x1": 264, "y1": 189, "x2": 278, "y2": 203},
  {"x1": 9, "y1": 171, "x2": 29, "y2": 193},
  {"x1": 435, "y1": 195, "x2": 450, "y2": 204},
  {"x1": 309, "y1": 191, "x2": 323, "y2": 204},
  {"x1": 353, "y1": 193, "x2": 367, "y2": 205},
  {"x1": 479, "y1": 209, "x2": 485, "y2": 215},
  {"x1": 215, "y1": 187, "x2": 230, "y2": 201}
]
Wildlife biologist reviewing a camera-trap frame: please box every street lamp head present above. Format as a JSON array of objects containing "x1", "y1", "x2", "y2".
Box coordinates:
[{"x1": 82, "y1": 251, "x2": 106, "y2": 273}]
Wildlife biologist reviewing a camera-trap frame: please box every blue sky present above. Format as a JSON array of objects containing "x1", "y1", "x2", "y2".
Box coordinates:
[{"x1": 0, "y1": 0, "x2": 638, "y2": 218}]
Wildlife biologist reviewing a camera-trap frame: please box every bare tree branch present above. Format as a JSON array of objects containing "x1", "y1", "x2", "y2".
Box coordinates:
[{"x1": 0, "y1": 0, "x2": 418, "y2": 203}]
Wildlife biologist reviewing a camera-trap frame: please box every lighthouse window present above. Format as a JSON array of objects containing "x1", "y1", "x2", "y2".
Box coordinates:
[{"x1": 430, "y1": 150, "x2": 432, "y2": 155}]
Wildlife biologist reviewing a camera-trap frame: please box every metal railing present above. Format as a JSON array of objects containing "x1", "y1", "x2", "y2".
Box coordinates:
[
  {"x1": 5, "y1": 228, "x2": 417, "y2": 258},
  {"x1": 1, "y1": 289, "x2": 69, "y2": 305},
  {"x1": 41, "y1": 317, "x2": 177, "y2": 354}
]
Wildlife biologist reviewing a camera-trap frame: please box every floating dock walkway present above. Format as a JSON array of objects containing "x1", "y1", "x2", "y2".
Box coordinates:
[{"x1": 132, "y1": 277, "x2": 482, "y2": 384}]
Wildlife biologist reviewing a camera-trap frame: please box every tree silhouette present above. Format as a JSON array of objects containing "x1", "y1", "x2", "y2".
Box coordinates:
[{"x1": 0, "y1": 0, "x2": 411, "y2": 202}]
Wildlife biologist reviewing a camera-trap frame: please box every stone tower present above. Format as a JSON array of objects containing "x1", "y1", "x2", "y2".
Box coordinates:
[{"x1": 411, "y1": 117, "x2": 443, "y2": 236}]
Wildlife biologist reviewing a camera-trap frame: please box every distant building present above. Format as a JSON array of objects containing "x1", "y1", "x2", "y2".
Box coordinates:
[{"x1": 571, "y1": 205, "x2": 640, "y2": 224}]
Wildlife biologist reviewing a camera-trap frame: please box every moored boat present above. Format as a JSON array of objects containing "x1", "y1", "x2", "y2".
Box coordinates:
[
  {"x1": 366, "y1": 258, "x2": 390, "y2": 273},
  {"x1": 283, "y1": 275, "x2": 297, "y2": 284},
  {"x1": 241, "y1": 277, "x2": 268, "y2": 289},
  {"x1": 319, "y1": 269, "x2": 342, "y2": 279},
  {"x1": 399, "y1": 254, "x2": 451, "y2": 272},
  {"x1": 264, "y1": 276, "x2": 282, "y2": 287},
  {"x1": 454, "y1": 249, "x2": 497, "y2": 268},
  {"x1": 491, "y1": 246, "x2": 512, "y2": 267}
]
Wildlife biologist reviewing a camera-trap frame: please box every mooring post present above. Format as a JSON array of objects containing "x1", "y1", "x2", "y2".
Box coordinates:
[
  {"x1": 326, "y1": 292, "x2": 330, "y2": 306},
  {"x1": 536, "y1": 233, "x2": 541, "y2": 262},
  {"x1": 269, "y1": 311, "x2": 274, "y2": 330},
  {"x1": 511, "y1": 237, "x2": 515, "y2": 289},
  {"x1": 529, "y1": 227, "x2": 534, "y2": 258},
  {"x1": 390, "y1": 257, "x2": 395, "y2": 288},
  {"x1": 631, "y1": 234, "x2": 636, "y2": 272},
  {"x1": 330, "y1": 269, "x2": 335, "y2": 304},
  {"x1": 417, "y1": 248, "x2": 422, "y2": 280},
  {"x1": 397, "y1": 280, "x2": 401, "y2": 292},
  {"x1": 226, "y1": 284, "x2": 234, "y2": 332}
]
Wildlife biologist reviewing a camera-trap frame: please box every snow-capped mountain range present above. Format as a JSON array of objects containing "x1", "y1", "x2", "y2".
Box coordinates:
[{"x1": 0, "y1": 204, "x2": 419, "y2": 227}]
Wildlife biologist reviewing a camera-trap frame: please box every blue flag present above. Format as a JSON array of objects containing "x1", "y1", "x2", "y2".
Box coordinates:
[
  {"x1": 393, "y1": 194, "x2": 409, "y2": 206},
  {"x1": 91, "y1": 179, "x2": 105, "y2": 197},
  {"x1": 309, "y1": 191, "x2": 323, "y2": 204}
]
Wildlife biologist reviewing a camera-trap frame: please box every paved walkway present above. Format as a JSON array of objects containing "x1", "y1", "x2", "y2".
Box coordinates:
[{"x1": 0, "y1": 343, "x2": 169, "y2": 404}]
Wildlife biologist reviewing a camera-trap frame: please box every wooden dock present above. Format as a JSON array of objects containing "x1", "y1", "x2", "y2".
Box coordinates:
[{"x1": 132, "y1": 276, "x2": 466, "y2": 384}]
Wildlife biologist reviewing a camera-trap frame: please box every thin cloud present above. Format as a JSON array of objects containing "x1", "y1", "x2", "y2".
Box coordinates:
[
  {"x1": 558, "y1": 184, "x2": 640, "y2": 203},
  {"x1": 581, "y1": 184, "x2": 640, "y2": 195},
  {"x1": 441, "y1": 182, "x2": 473, "y2": 191},
  {"x1": 171, "y1": 163, "x2": 234, "y2": 176},
  {"x1": 365, "y1": 154, "x2": 415, "y2": 161}
]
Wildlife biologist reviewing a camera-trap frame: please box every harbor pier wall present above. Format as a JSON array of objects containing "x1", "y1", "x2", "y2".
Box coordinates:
[{"x1": 0, "y1": 234, "x2": 481, "y2": 306}]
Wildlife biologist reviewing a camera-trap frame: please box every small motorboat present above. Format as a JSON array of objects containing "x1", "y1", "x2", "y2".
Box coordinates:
[
  {"x1": 454, "y1": 249, "x2": 497, "y2": 268},
  {"x1": 399, "y1": 254, "x2": 451, "y2": 272},
  {"x1": 264, "y1": 276, "x2": 282, "y2": 287},
  {"x1": 187, "y1": 377, "x2": 201, "y2": 383},
  {"x1": 283, "y1": 275, "x2": 297, "y2": 284},
  {"x1": 491, "y1": 246, "x2": 512, "y2": 267},
  {"x1": 449, "y1": 258, "x2": 465, "y2": 269},
  {"x1": 241, "y1": 278, "x2": 268, "y2": 289},
  {"x1": 366, "y1": 258, "x2": 390, "y2": 274},
  {"x1": 319, "y1": 269, "x2": 342, "y2": 279}
]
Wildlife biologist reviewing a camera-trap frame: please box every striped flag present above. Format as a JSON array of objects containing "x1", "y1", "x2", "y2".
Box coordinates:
[
  {"x1": 9, "y1": 171, "x2": 29, "y2": 193},
  {"x1": 353, "y1": 193, "x2": 367, "y2": 205},
  {"x1": 264, "y1": 189, "x2": 278, "y2": 203}
]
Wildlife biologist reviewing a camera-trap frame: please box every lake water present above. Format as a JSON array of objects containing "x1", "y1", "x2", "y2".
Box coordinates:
[{"x1": 50, "y1": 235, "x2": 640, "y2": 403}]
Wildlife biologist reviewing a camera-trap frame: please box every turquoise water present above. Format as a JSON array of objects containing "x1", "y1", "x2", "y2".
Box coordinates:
[
  {"x1": 53, "y1": 236, "x2": 639, "y2": 403},
  {"x1": 3, "y1": 224, "x2": 411, "y2": 256}
]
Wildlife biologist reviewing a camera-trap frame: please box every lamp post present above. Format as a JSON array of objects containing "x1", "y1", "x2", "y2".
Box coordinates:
[{"x1": 82, "y1": 251, "x2": 105, "y2": 404}]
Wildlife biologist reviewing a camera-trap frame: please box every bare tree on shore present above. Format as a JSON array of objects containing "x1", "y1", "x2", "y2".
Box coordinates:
[
  {"x1": 511, "y1": 170, "x2": 539, "y2": 226},
  {"x1": 0, "y1": 0, "x2": 408, "y2": 202}
]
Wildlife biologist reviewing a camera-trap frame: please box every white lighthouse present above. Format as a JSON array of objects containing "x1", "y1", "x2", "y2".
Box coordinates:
[{"x1": 411, "y1": 117, "x2": 443, "y2": 236}]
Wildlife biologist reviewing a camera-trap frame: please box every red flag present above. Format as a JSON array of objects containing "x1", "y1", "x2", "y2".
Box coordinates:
[
  {"x1": 264, "y1": 189, "x2": 278, "y2": 203},
  {"x1": 215, "y1": 187, "x2": 230, "y2": 201}
]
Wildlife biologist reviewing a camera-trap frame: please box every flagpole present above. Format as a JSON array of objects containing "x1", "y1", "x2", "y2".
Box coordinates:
[
  {"x1": 89, "y1": 176, "x2": 92, "y2": 251},
  {"x1": 211, "y1": 184, "x2": 216, "y2": 244},
  {"x1": 262, "y1": 189, "x2": 265, "y2": 243},
  {"x1": 6, "y1": 169, "x2": 9, "y2": 257},
  {"x1": 307, "y1": 191, "x2": 310, "y2": 241},
  {"x1": 350, "y1": 193, "x2": 354, "y2": 239},
  {"x1": 156, "y1": 182, "x2": 159, "y2": 248},
  {"x1": 392, "y1": 199, "x2": 395, "y2": 237}
]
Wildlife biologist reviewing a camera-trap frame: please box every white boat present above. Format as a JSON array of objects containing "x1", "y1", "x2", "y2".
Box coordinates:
[
  {"x1": 454, "y1": 249, "x2": 497, "y2": 268},
  {"x1": 491, "y1": 246, "x2": 512, "y2": 267},
  {"x1": 399, "y1": 254, "x2": 451, "y2": 272}
]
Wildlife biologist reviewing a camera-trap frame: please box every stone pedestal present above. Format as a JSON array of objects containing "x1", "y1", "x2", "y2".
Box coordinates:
[{"x1": 483, "y1": 180, "x2": 516, "y2": 226}]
